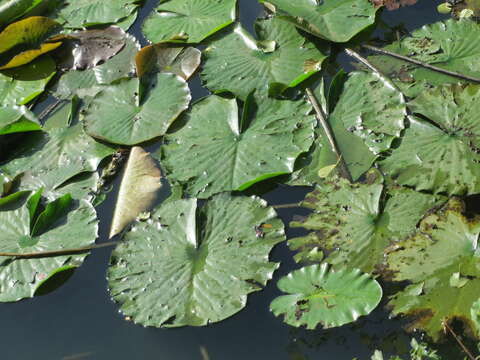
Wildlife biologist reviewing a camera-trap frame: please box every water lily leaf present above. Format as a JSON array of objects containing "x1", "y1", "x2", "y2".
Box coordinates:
[
  {"x1": 260, "y1": 0, "x2": 379, "y2": 43},
  {"x1": 386, "y1": 199, "x2": 480, "y2": 340},
  {"x1": 0, "y1": 0, "x2": 45, "y2": 26},
  {"x1": 0, "y1": 113, "x2": 114, "y2": 197},
  {"x1": 201, "y1": 17, "x2": 328, "y2": 100},
  {"x1": 56, "y1": 0, "x2": 138, "y2": 28},
  {"x1": 381, "y1": 84, "x2": 480, "y2": 196},
  {"x1": 108, "y1": 193, "x2": 285, "y2": 327},
  {"x1": 83, "y1": 72, "x2": 191, "y2": 145},
  {"x1": 135, "y1": 44, "x2": 201, "y2": 80},
  {"x1": 0, "y1": 16, "x2": 61, "y2": 69},
  {"x1": 368, "y1": 19, "x2": 480, "y2": 97},
  {"x1": 142, "y1": 0, "x2": 236, "y2": 44},
  {"x1": 290, "y1": 170, "x2": 445, "y2": 273},
  {"x1": 109, "y1": 147, "x2": 162, "y2": 238},
  {"x1": 53, "y1": 33, "x2": 140, "y2": 99},
  {"x1": 0, "y1": 105, "x2": 40, "y2": 135},
  {"x1": 159, "y1": 95, "x2": 315, "y2": 199},
  {"x1": 0, "y1": 55, "x2": 56, "y2": 105},
  {"x1": 63, "y1": 26, "x2": 127, "y2": 70},
  {"x1": 0, "y1": 192, "x2": 98, "y2": 302},
  {"x1": 289, "y1": 71, "x2": 406, "y2": 185},
  {"x1": 270, "y1": 264, "x2": 382, "y2": 329}
]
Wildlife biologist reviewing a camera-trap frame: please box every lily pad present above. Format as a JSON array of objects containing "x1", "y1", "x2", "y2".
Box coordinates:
[
  {"x1": 290, "y1": 170, "x2": 445, "y2": 273},
  {"x1": 201, "y1": 17, "x2": 328, "y2": 100},
  {"x1": 0, "y1": 16, "x2": 62, "y2": 69},
  {"x1": 0, "y1": 111, "x2": 114, "y2": 197},
  {"x1": 0, "y1": 192, "x2": 98, "y2": 302},
  {"x1": 135, "y1": 44, "x2": 201, "y2": 80},
  {"x1": 0, "y1": 105, "x2": 40, "y2": 135},
  {"x1": 368, "y1": 19, "x2": 480, "y2": 97},
  {"x1": 290, "y1": 71, "x2": 406, "y2": 185},
  {"x1": 109, "y1": 147, "x2": 162, "y2": 238},
  {"x1": 54, "y1": 33, "x2": 140, "y2": 99},
  {"x1": 260, "y1": 0, "x2": 379, "y2": 42},
  {"x1": 56, "y1": 0, "x2": 139, "y2": 28},
  {"x1": 142, "y1": 0, "x2": 236, "y2": 44},
  {"x1": 108, "y1": 193, "x2": 285, "y2": 327},
  {"x1": 0, "y1": 56, "x2": 56, "y2": 105},
  {"x1": 0, "y1": 0, "x2": 45, "y2": 26},
  {"x1": 381, "y1": 84, "x2": 480, "y2": 196},
  {"x1": 83, "y1": 72, "x2": 191, "y2": 146},
  {"x1": 270, "y1": 264, "x2": 382, "y2": 329},
  {"x1": 386, "y1": 199, "x2": 480, "y2": 340},
  {"x1": 159, "y1": 94, "x2": 315, "y2": 199}
]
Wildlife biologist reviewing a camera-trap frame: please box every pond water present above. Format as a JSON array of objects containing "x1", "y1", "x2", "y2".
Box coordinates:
[{"x1": 0, "y1": 1, "x2": 459, "y2": 359}]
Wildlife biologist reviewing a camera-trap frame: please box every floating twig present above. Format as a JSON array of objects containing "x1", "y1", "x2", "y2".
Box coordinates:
[
  {"x1": 273, "y1": 203, "x2": 301, "y2": 209},
  {"x1": 362, "y1": 44, "x2": 480, "y2": 84},
  {"x1": 305, "y1": 88, "x2": 353, "y2": 182},
  {"x1": 443, "y1": 320, "x2": 477, "y2": 360}
]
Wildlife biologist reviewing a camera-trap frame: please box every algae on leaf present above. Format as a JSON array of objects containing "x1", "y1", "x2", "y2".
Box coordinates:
[
  {"x1": 387, "y1": 199, "x2": 480, "y2": 340},
  {"x1": 260, "y1": 0, "x2": 379, "y2": 42},
  {"x1": 0, "y1": 192, "x2": 98, "y2": 302},
  {"x1": 201, "y1": 17, "x2": 328, "y2": 100},
  {"x1": 290, "y1": 170, "x2": 445, "y2": 273},
  {"x1": 159, "y1": 94, "x2": 315, "y2": 199},
  {"x1": 142, "y1": 0, "x2": 236, "y2": 44},
  {"x1": 270, "y1": 264, "x2": 382, "y2": 329},
  {"x1": 381, "y1": 84, "x2": 480, "y2": 196},
  {"x1": 108, "y1": 194, "x2": 285, "y2": 327}
]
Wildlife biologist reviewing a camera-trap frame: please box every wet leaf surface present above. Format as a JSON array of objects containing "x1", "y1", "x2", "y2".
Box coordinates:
[
  {"x1": 108, "y1": 194, "x2": 285, "y2": 327},
  {"x1": 270, "y1": 264, "x2": 382, "y2": 329},
  {"x1": 159, "y1": 95, "x2": 315, "y2": 198}
]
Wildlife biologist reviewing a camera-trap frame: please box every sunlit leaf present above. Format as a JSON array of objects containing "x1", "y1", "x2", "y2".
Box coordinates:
[
  {"x1": 270, "y1": 264, "x2": 382, "y2": 329},
  {"x1": 108, "y1": 194, "x2": 285, "y2": 327},
  {"x1": 109, "y1": 147, "x2": 162, "y2": 238},
  {"x1": 0, "y1": 105, "x2": 40, "y2": 135},
  {"x1": 158, "y1": 95, "x2": 315, "y2": 199},
  {"x1": 142, "y1": 0, "x2": 236, "y2": 44},
  {"x1": 201, "y1": 17, "x2": 328, "y2": 100}
]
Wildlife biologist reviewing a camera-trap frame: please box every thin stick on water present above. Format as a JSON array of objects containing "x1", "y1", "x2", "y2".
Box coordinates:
[
  {"x1": 442, "y1": 321, "x2": 477, "y2": 360},
  {"x1": 362, "y1": 44, "x2": 480, "y2": 84},
  {"x1": 0, "y1": 241, "x2": 119, "y2": 258},
  {"x1": 305, "y1": 87, "x2": 353, "y2": 182}
]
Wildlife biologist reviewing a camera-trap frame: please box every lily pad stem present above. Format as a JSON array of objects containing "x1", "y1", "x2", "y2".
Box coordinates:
[
  {"x1": 38, "y1": 98, "x2": 63, "y2": 121},
  {"x1": 273, "y1": 203, "x2": 301, "y2": 209},
  {"x1": 443, "y1": 321, "x2": 477, "y2": 360},
  {"x1": 362, "y1": 44, "x2": 480, "y2": 84},
  {"x1": 0, "y1": 240, "x2": 119, "y2": 258},
  {"x1": 305, "y1": 88, "x2": 353, "y2": 182}
]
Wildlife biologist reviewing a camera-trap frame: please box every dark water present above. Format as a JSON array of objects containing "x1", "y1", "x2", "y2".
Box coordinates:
[{"x1": 0, "y1": 1, "x2": 454, "y2": 359}]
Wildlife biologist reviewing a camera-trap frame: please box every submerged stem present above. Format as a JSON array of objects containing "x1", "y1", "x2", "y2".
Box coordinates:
[
  {"x1": 0, "y1": 241, "x2": 119, "y2": 258},
  {"x1": 305, "y1": 88, "x2": 353, "y2": 182},
  {"x1": 362, "y1": 44, "x2": 480, "y2": 84},
  {"x1": 443, "y1": 321, "x2": 477, "y2": 360}
]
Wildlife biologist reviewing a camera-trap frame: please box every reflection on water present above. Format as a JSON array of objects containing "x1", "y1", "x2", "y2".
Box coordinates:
[{"x1": 0, "y1": 0, "x2": 455, "y2": 359}]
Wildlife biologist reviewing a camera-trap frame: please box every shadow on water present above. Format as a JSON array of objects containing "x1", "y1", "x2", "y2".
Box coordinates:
[{"x1": 0, "y1": 1, "x2": 463, "y2": 360}]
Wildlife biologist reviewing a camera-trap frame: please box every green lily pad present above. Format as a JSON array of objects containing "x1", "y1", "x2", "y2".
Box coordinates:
[
  {"x1": 381, "y1": 84, "x2": 480, "y2": 196},
  {"x1": 368, "y1": 19, "x2": 480, "y2": 97},
  {"x1": 159, "y1": 94, "x2": 315, "y2": 198},
  {"x1": 56, "y1": 0, "x2": 139, "y2": 28},
  {"x1": 290, "y1": 170, "x2": 445, "y2": 273},
  {"x1": 386, "y1": 199, "x2": 480, "y2": 340},
  {"x1": 83, "y1": 72, "x2": 191, "y2": 146},
  {"x1": 142, "y1": 0, "x2": 236, "y2": 44},
  {"x1": 260, "y1": 0, "x2": 379, "y2": 42},
  {"x1": 0, "y1": 105, "x2": 40, "y2": 135},
  {"x1": 270, "y1": 264, "x2": 382, "y2": 329},
  {"x1": 0, "y1": 192, "x2": 98, "y2": 302},
  {"x1": 290, "y1": 71, "x2": 406, "y2": 185},
  {"x1": 0, "y1": 56, "x2": 56, "y2": 105},
  {"x1": 108, "y1": 193, "x2": 285, "y2": 327},
  {"x1": 0, "y1": 0, "x2": 45, "y2": 26},
  {"x1": 0, "y1": 109, "x2": 114, "y2": 197},
  {"x1": 201, "y1": 17, "x2": 328, "y2": 100}
]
